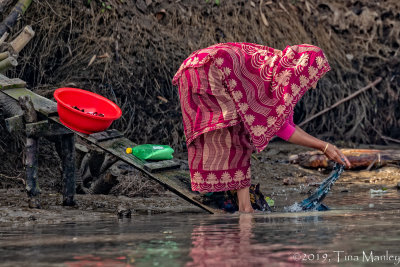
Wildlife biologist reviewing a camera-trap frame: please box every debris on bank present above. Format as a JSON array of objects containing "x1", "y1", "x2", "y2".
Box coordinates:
[{"x1": 289, "y1": 149, "x2": 400, "y2": 170}]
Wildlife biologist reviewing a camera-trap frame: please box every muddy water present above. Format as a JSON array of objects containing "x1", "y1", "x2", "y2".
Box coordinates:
[{"x1": 0, "y1": 190, "x2": 399, "y2": 267}]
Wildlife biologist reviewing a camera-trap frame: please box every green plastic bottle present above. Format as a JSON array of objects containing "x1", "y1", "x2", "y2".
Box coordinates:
[{"x1": 126, "y1": 144, "x2": 174, "y2": 160}]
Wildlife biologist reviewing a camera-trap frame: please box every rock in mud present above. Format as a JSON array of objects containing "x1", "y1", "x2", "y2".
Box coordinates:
[
  {"x1": 28, "y1": 197, "x2": 41, "y2": 209},
  {"x1": 283, "y1": 178, "x2": 296, "y2": 185},
  {"x1": 117, "y1": 206, "x2": 132, "y2": 218},
  {"x1": 305, "y1": 176, "x2": 319, "y2": 184},
  {"x1": 397, "y1": 182, "x2": 400, "y2": 190}
]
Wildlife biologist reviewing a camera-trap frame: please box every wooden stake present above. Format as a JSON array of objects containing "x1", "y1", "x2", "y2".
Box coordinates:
[
  {"x1": 0, "y1": 56, "x2": 17, "y2": 72},
  {"x1": 19, "y1": 94, "x2": 36, "y2": 123},
  {"x1": 10, "y1": 25, "x2": 35, "y2": 54},
  {"x1": 18, "y1": 95, "x2": 40, "y2": 205},
  {"x1": 54, "y1": 134, "x2": 76, "y2": 206},
  {"x1": 299, "y1": 77, "x2": 383, "y2": 127}
]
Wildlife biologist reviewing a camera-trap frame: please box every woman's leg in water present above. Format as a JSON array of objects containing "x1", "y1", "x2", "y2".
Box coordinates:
[{"x1": 237, "y1": 186, "x2": 254, "y2": 213}]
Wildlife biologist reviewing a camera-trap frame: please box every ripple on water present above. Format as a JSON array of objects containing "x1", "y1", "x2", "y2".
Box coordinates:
[{"x1": 0, "y1": 191, "x2": 399, "y2": 266}]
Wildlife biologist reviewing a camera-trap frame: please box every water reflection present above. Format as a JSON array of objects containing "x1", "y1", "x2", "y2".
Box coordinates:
[
  {"x1": 187, "y1": 214, "x2": 304, "y2": 266},
  {"x1": 65, "y1": 255, "x2": 131, "y2": 267},
  {"x1": 0, "y1": 191, "x2": 399, "y2": 266}
]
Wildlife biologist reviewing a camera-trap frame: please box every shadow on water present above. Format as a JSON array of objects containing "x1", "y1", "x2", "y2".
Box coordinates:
[{"x1": 0, "y1": 190, "x2": 400, "y2": 266}]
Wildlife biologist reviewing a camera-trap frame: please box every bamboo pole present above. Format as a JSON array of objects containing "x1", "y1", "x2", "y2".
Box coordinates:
[
  {"x1": 0, "y1": 51, "x2": 10, "y2": 61},
  {"x1": 0, "y1": 0, "x2": 32, "y2": 37},
  {"x1": 10, "y1": 25, "x2": 35, "y2": 53},
  {"x1": 0, "y1": 56, "x2": 17, "y2": 72},
  {"x1": 0, "y1": 32, "x2": 9, "y2": 46},
  {"x1": 299, "y1": 77, "x2": 383, "y2": 127}
]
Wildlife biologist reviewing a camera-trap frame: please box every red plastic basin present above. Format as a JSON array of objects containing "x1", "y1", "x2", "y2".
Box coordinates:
[{"x1": 54, "y1": 87, "x2": 122, "y2": 134}]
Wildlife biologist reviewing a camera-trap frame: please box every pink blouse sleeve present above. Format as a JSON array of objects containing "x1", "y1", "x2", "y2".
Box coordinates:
[
  {"x1": 275, "y1": 113, "x2": 296, "y2": 141},
  {"x1": 287, "y1": 112, "x2": 295, "y2": 127}
]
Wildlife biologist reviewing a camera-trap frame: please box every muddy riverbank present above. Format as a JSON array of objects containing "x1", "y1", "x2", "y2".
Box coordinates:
[{"x1": 1, "y1": 141, "x2": 399, "y2": 227}]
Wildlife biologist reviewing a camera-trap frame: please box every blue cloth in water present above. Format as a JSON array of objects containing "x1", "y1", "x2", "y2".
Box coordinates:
[{"x1": 299, "y1": 163, "x2": 345, "y2": 211}]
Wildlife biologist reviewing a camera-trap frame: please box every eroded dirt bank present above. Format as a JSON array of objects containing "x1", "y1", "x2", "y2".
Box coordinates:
[{"x1": 1, "y1": 0, "x2": 399, "y2": 150}]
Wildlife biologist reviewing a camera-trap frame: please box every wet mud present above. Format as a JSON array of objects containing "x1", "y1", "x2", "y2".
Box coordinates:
[{"x1": 1, "y1": 142, "x2": 399, "y2": 227}]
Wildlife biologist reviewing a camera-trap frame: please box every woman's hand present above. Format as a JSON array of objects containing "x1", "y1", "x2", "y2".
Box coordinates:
[
  {"x1": 323, "y1": 143, "x2": 351, "y2": 168},
  {"x1": 287, "y1": 126, "x2": 351, "y2": 168}
]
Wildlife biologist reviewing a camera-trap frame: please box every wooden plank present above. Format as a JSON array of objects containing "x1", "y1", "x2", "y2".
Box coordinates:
[
  {"x1": 144, "y1": 160, "x2": 181, "y2": 173},
  {"x1": 25, "y1": 120, "x2": 49, "y2": 137},
  {"x1": 89, "y1": 129, "x2": 124, "y2": 142},
  {"x1": 47, "y1": 117, "x2": 219, "y2": 214},
  {"x1": 4, "y1": 114, "x2": 23, "y2": 133},
  {"x1": 25, "y1": 120, "x2": 72, "y2": 137},
  {"x1": 0, "y1": 74, "x2": 26, "y2": 90},
  {"x1": 1, "y1": 87, "x2": 57, "y2": 116}
]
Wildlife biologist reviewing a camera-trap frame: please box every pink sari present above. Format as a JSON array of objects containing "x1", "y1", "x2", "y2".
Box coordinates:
[{"x1": 173, "y1": 42, "x2": 330, "y2": 192}]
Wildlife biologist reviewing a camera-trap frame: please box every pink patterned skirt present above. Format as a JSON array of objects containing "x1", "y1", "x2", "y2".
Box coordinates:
[
  {"x1": 188, "y1": 123, "x2": 252, "y2": 192},
  {"x1": 178, "y1": 64, "x2": 253, "y2": 192}
]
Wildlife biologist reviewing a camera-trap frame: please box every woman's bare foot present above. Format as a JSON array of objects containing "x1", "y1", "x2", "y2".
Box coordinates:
[
  {"x1": 238, "y1": 208, "x2": 254, "y2": 213},
  {"x1": 237, "y1": 186, "x2": 254, "y2": 213}
]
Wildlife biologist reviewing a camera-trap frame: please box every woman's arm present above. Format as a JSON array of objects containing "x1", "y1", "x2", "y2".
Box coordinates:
[{"x1": 288, "y1": 126, "x2": 351, "y2": 168}]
